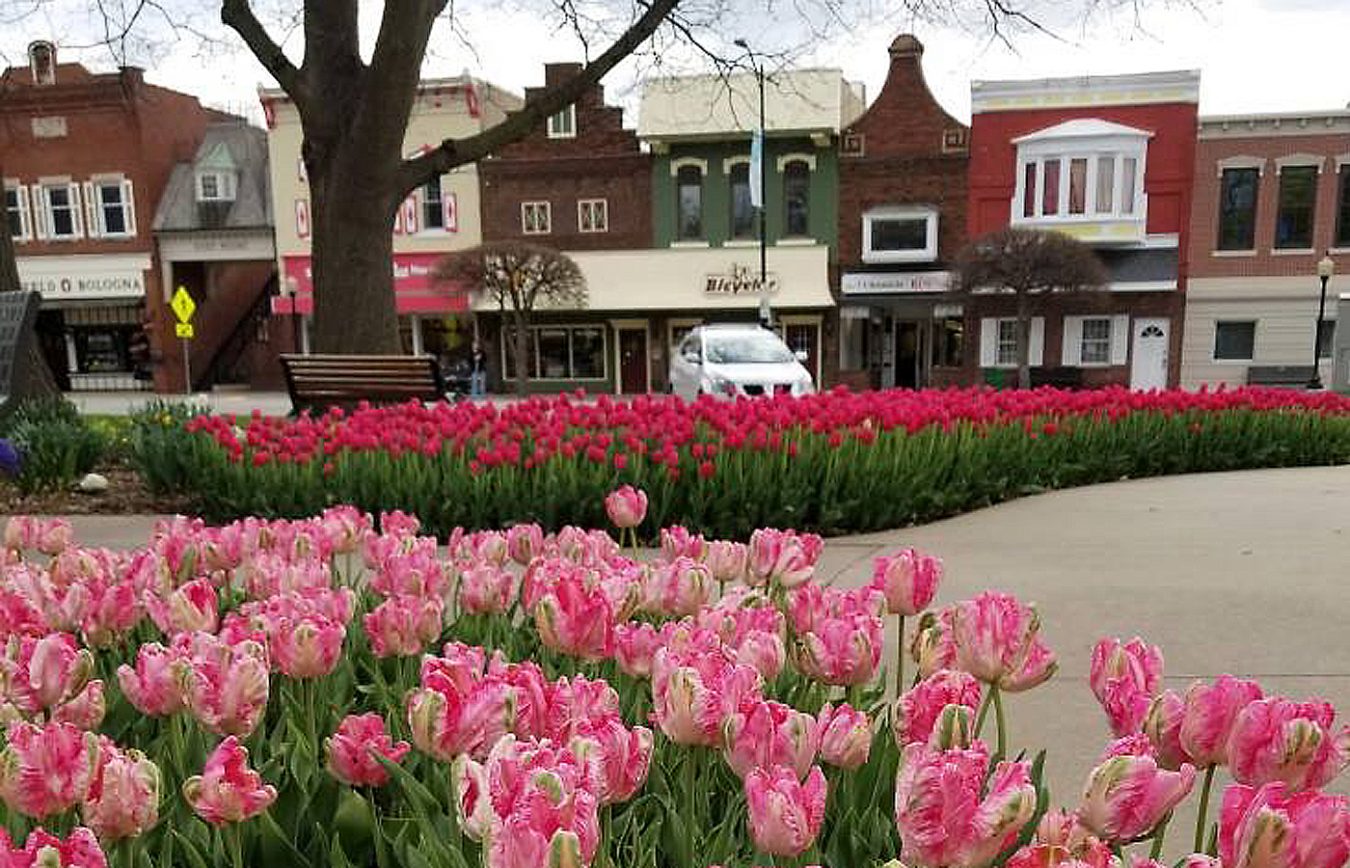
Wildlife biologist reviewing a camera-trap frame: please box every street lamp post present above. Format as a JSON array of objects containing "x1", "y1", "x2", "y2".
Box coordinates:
[
  {"x1": 734, "y1": 38, "x2": 771, "y2": 329},
  {"x1": 1308, "y1": 255, "x2": 1336, "y2": 390}
]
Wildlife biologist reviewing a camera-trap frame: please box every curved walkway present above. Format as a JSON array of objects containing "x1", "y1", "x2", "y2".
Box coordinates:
[{"x1": 55, "y1": 466, "x2": 1350, "y2": 817}]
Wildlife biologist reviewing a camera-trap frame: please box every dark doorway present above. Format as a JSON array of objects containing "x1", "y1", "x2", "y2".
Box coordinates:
[
  {"x1": 35, "y1": 309, "x2": 70, "y2": 391},
  {"x1": 895, "y1": 321, "x2": 920, "y2": 389},
  {"x1": 618, "y1": 328, "x2": 648, "y2": 394}
]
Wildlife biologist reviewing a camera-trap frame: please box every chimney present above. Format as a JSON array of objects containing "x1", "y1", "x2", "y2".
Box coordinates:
[
  {"x1": 888, "y1": 34, "x2": 924, "y2": 60},
  {"x1": 28, "y1": 41, "x2": 56, "y2": 85}
]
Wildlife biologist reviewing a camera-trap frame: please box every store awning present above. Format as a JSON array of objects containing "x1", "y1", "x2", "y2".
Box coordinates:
[{"x1": 272, "y1": 254, "x2": 470, "y2": 315}]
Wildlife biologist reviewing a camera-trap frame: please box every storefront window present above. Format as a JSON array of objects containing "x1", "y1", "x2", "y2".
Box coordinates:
[
  {"x1": 538, "y1": 328, "x2": 570, "y2": 378},
  {"x1": 729, "y1": 164, "x2": 755, "y2": 240},
  {"x1": 502, "y1": 325, "x2": 607, "y2": 380},
  {"x1": 571, "y1": 327, "x2": 605, "y2": 378},
  {"x1": 931, "y1": 317, "x2": 964, "y2": 368}
]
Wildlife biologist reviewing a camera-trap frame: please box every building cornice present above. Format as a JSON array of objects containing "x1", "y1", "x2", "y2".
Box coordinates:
[
  {"x1": 971, "y1": 70, "x2": 1200, "y2": 114},
  {"x1": 1198, "y1": 111, "x2": 1350, "y2": 139}
]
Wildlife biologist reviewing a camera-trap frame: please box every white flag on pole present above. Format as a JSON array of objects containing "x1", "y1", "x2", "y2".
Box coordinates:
[{"x1": 749, "y1": 130, "x2": 764, "y2": 209}]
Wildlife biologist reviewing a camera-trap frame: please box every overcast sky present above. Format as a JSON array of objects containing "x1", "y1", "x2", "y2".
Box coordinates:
[{"x1": 5, "y1": 0, "x2": 1348, "y2": 124}]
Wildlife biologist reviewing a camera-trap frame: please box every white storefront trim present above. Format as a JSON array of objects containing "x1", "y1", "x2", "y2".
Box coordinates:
[{"x1": 17, "y1": 253, "x2": 150, "y2": 302}]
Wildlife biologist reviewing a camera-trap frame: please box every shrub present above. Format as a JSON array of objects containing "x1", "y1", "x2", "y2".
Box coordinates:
[
  {"x1": 170, "y1": 388, "x2": 1350, "y2": 538},
  {"x1": 0, "y1": 398, "x2": 105, "y2": 494},
  {"x1": 128, "y1": 399, "x2": 212, "y2": 495}
]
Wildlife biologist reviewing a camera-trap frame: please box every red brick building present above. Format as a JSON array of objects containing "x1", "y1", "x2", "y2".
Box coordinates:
[
  {"x1": 2, "y1": 43, "x2": 227, "y2": 392},
  {"x1": 1181, "y1": 111, "x2": 1350, "y2": 388},
  {"x1": 966, "y1": 70, "x2": 1200, "y2": 389},
  {"x1": 835, "y1": 35, "x2": 969, "y2": 389}
]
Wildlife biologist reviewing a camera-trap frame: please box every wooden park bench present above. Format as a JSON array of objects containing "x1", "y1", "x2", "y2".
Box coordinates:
[
  {"x1": 983, "y1": 366, "x2": 1085, "y2": 390},
  {"x1": 1246, "y1": 365, "x2": 1315, "y2": 389},
  {"x1": 280, "y1": 354, "x2": 447, "y2": 414}
]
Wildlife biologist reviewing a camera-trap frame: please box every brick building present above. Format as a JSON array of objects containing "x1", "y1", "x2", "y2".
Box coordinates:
[
  {"x1": 835, "y1": 35, "x2": 969, "y2": 390},
  {"x1": 966, "y1": 70, "x2": 1200, "y2": 389},
  {"x1": 1181, "y1": 111, "x2": 1350, "y2": 388},
  {"x1": 2, "y1": 42, "x2": 226, "y2": 392},
  {"x1": 476, "y1": 63, "x2": 653, "y2": 392}
]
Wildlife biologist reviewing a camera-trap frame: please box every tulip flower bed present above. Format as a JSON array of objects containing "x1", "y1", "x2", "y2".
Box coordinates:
[
  {"x1": 164, "y1": 387, "x2": 1350, "y2": 538},
  {"x1": 3, "y1": 501, "x2": 1348, "y2": 868}
]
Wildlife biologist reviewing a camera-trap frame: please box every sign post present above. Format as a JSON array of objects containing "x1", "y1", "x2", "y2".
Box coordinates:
[{"x1": 170, "y1": 286, "x2": 196, "y2": 395}]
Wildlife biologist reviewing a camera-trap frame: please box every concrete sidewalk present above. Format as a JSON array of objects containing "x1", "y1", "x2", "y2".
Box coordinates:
[{"x1": 52, "y1": 465, "x2": 1350, "y2": 838}]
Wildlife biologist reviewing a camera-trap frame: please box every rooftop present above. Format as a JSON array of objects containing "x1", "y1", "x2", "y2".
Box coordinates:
[
  {"x1": 153, "y1": 121, "x2": 272, "y2": 232},
  {"x1": 638, "y1": 68, "x2": 866, "y2": 140}
]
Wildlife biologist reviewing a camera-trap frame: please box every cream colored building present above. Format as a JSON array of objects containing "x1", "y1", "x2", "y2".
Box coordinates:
[{"x1": 260, "y1": 76, "x2": 520, "y2": 354}]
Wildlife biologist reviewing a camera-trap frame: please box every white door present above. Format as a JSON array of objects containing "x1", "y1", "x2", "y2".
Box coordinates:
[{"x1": 1130, "y1": 318, "x2": 1170, "y2": 391}]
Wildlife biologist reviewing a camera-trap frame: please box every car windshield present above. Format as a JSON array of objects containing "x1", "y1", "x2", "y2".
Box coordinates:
[{"x1": 703, "y1": 332, "x2": 795, "y2": 364}]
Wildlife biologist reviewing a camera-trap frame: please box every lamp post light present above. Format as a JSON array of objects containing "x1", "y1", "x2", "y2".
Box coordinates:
[
  {"x1": 733, "y1": 37, "x2": 771, "y2": 329},
  {"x1": 1308, "y1": 255, "x2": 1336, "y2": 390}
]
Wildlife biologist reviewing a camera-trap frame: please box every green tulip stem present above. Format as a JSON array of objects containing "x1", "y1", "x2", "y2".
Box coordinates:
[
  {"x1": 1194, "y1": 765, "x2": 1217, "y2": 854},
  {"x1": 226, "y1": 823, "x2": 244, "y2": 868},
  {"x1": 1150, "y1": 813, "x2": 1170, "y2": 860},
  {"x1": 992, "y1": 686, "x2": 1007, "y2": 758},
  {"x1": 685, "y1": 747, "x2": 698, "y2": 854},
  {"x1": 895, "y1": 615, "x2": 906, "y2": 698},
  {"x1": 973, "y1": 690, "x2": 992, "y2": 739}
]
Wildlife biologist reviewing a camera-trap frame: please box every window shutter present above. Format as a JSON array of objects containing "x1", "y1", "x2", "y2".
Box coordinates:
[
  {"x1": 82, "y1": 182, "x2": 99, "y2": 238},
  {"x1": 32, "y1": 187, "x2": 48, "y2": 240},
  {"x1": 979, "y1": 318, "x2": 997, "y2": 367},
  {"x1": 1030, "y1": 317, "x2": 1045, "y2": 367},
  {"x1": 1061, "y1": 317, "x2": 1083, "y2": 367},
  {"x1": 393, "y1": 204, "x2": 404, "y2": 235},
  {"x1": 295, "y1": 199, "x2": 310, "y2": 239},
  {"x1": 16, "y1": 186, "x2": 32, "y2": 240},
  {"x1": 297, "y1": 158, "x2": 307, "y2": 184},
  {"x1": 67, "y1": 182, "x2": 85, "y2": 238},
  {"x1": 121, "y1": 179, "x2": 137, "y2": 237},
  {"x1": 403, "y1": 197, "x2": 418, "y2": 235},
  {"x1": 1110, "y1": 314, "x2": 1131, "y2": 365},
  {"x1": 447, "y1": 190, "x2": 460, "y2": 232}
]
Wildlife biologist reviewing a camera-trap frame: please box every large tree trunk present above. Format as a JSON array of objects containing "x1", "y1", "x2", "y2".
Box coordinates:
[
  {"x1": 0, "y1": 171, "x2": 58, "y2": 401},
  {"x1": 308, "y1": 151, "x2": 402, "y2": 354},
  {"x1": 511, "y1": 311, "x2": 530, "y2": 396},
  {"x1": 1016, "y1": 292, "x2": 1032, "y2": 390}
]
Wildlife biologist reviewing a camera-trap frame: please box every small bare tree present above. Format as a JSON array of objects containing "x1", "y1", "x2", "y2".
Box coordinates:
[
  {"x1": 955, "y1": 227, "x2": 1108, "y2": 389},
  {"x1": 436, "y1": 242, "x2": 586, "y2": 395}
]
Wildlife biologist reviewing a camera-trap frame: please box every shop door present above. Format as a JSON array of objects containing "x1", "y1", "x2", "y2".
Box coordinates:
[
  {"x1": 618, "y1": 328, "x2": 648, "y2": 394},
  {"x1": 895, "y1": 321, "x2": 922, "y2": 389},
  {"x1": 35, "y1": 310, "x2": 71, "y2": 392}
]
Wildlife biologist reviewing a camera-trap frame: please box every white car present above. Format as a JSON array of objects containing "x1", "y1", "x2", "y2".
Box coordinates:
[{"x1": 669, "y1": 324, "x2": 815, "y2": 400}]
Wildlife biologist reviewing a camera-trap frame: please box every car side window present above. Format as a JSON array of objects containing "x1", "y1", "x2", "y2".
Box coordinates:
[{"x1": 680, "y1": 335, "x2": 700, "y2": 361}]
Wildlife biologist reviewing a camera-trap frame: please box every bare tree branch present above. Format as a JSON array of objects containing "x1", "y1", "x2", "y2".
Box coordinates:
[{"x1": 221, "y1": 0, "x2": 300, "y2": 96}]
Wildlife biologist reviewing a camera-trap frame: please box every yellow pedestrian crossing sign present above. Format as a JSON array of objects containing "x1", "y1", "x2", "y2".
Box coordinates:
[
  {"x1": 171, "y1": 286, "x2": 196, "y2": 324},
  {"x1": 175, "y1": 322, "x2": 195, "y2": 339}
]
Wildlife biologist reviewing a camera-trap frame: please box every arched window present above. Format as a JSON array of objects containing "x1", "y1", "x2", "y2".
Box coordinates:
[
  {"x1": 783, "y1": 160, "x2": 811, "y2": 237},
  {"x1": 676, "y1": 165, "x2": 703, "y2": 240},
  {"x1": 729, "y1": 162, "x2": 755, "y2": 239}
]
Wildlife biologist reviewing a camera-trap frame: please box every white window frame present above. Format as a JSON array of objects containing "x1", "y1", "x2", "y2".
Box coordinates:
[
  {"x1": 4, "y1": 182, "x2": 31, "y2": 243},
  {"x1": 38, "y1": 181, "x2": 82, "y2": 240},
  {"x1": 1213, "y1": 320, "x2": 1257, "y2": 363},
  {"x1": 196, "y1": 171, "x2": 236, "y2": 203},
  {"x1": 87, "y1": 176, "x2": 135, "y2": 238},
  {"x1": 547, "y1": 105, "x2": 577, "y2": 139},
  {"x1": 862, "y1": 205, "x2": 938, "y2": 264},
  {"x1": 1012, "y1": 122, "x2": 1150, "y2": 225},
  {"x1": 578, "y1": 198, "x2": 608, "y2": 233},
  {"x1": 521, "y1": 201, "x2": 552, "y2": 235},
  {"x1": 501, "y1": 323, "x2": 608, "y2": 381},
  {"x1": 980, "y1": 317, "x2": 1045, "y2": 369},
  {"x1": 1061, "y1": 314, "x2": 1130, "y2": 367},
  {"x1": 420, "y1": 177, "x2": 446, "y2": 233}
]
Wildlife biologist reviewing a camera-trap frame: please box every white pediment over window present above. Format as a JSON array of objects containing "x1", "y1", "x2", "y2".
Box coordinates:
[{"x1": 1013, "y1": 119, "x2": 1153, "y2": 145}]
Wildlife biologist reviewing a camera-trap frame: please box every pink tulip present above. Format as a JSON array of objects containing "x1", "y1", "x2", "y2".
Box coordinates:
[
  {"x1": 12, "y1": 827, "x2": 108, "y2": 868},
  {"x1": 80, "y1": 578, "x2": 142, "y2": 648},
  {"x1": 4, "y1": 633, "x2": 94, "y2": 713},
  {"x1": 52, "y1": 680, "x2": 106, "y2": 731},
  {"x1": 182, "y1": 635, "x2": 271, "y2": 738},
  {"x1": 651, "y1": 647, "x2": 762, "y2": 747},
  {"x1": 604, "y1": 485, "x2": 648, "y2": 529},
  {"x1": 81, "y1": 743, "x2": 160, "y2": 840},
  {"x1": 817, "y1": 703, "x2": 871, "y2": 770},
  {"x1": 37, "y1": 520, "x2": 74, "y2": 556},
  {"x1": 533, "y1": 573, "x2": 614, "y2": 661},
  {"x1": 145, "y1": 578, "x2": 218, "y2": 636},
  {"x1": 457, "y1": 564, "x2": 517, "y2": 616},
  {"x1": 894, "y1": 741, "x2": 1037, "y2": 868},
  {"x1": 506, "y1": 523, "x2": 544, "y2": 566},
  {"x1": 706, "y1": 540, "x2": 749, "y2": 585},
  {"x1": 325, "y1": 713, "x2": 411, "y2": 787},
  {"x1": 1089, "y1": 637, "x2": 1164, "y2": 737},
  {"x1": 747, "y1": 529, "x2": 822, "y2": 589},
  {"x1": 659, "y1": 526, "x2": 707, "y2": 562},
  {"x1": 1179, "y1": 675, "x2": 1264, "y2": 768},
  {"x1": 270, "y1": 613, "x2": 345, "y2": 678},
  {"x1": 723, "y1": 699, "x2": 819, "y2": 780},
  {"x1": 182, "y1": 736, "x2": 277, "y2": 825},
  {"x1": 613, "y1": 622, "x2": 665, "y2": 679},
  {"x1": 1219, "y1": 782, "x2": 1350, "y2": 868},
  {"x1": 892, "y1": 669, "x2": 983, "y2": 748},
  {"x1": 480, "y1": 739, "x2": 600, "y2": 868},
  {"x1": 451, "y1": 755, "x2": 494, "y2": 841},
  {"x1": 1078, "y1": 737, "x2": 1197, "y2": 842},
  {"x1": 116, "y1": 642, "x2": 189, "y2": 717},
  {"x1": 0, "y1": 721, "x2": 101, "y2": 818},
  {"x1": 910, "y1": 609, "x2": 958, "y2": 678},
  {"x1": 406, "y1": 671, "x2": 514, "y2": 761},
  {"x1": 1227, "y1": 697, "x2": 1350, "y2": 791},
  {"x1": 1143, "y1": 690, "x2": 1194, "y2": 770},
  {"x1": 951, "y1": 592, "x2": 1057, "y2": 692},
  {"x1": 794, "y1": 612, "x2": 882, "y2": 686},
  {"x1": 362, "y1": 594, "x2": 444, "y2": 658},
  {"x1": 734, "y1": 629, "x2": 786, "y2": 681},
  {"x1": 469, "y1": 531, "x2": 510, "y2": 567},
  {"x1": 745, "y1": 765, "x2": 827, "y2": 857},
  {"x1": 871, "y1": 548, "x2": 942, "y2": 616},
  {"x1": 643, "y1": 557, "x2": 713, "y2": 617},
  {"x1": 569, "y1": 717, "x2": 654, "y2": 804}
]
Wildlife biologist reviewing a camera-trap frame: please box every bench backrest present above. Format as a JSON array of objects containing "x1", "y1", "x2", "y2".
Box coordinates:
[
  {"x1": 280, "y1": 354, "x2": 446, "y2": 413},
  {"x1": 1246, "y1": 365, "x2": 1314, "y2": 387}
]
